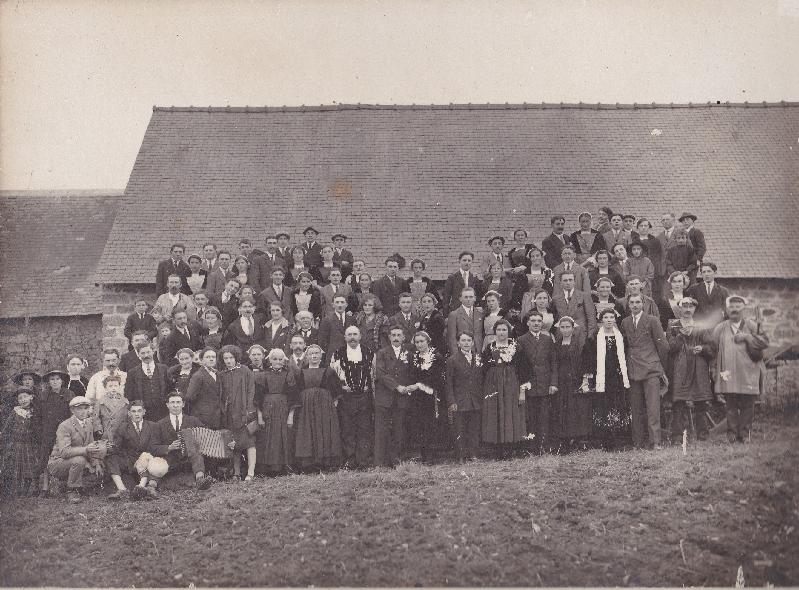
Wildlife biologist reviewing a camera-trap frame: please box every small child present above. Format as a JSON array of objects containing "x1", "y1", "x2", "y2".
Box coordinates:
[
  {"x1": 665, "y1": 230, "x2": 698, "y2": 283},
  {"x1": 94, "y1": 375, "x2": 129, "y2": 443},
  {"x1": 0, "y1": 389, "x2": 39, "y2": 496},
  {"x1": 123, "y1": 299, "x2": 158, "y2": 350}
]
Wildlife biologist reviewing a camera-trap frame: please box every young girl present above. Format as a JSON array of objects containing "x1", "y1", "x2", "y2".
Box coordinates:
[
  {"x1": 293, "y1": 344, "x2": 342, "y2": 471},
  {"x1": 34, "y1": 369, "x2": 74, "y2": 496},
  {"x1": 219, "y1": 345, "x2": 257, "y2": 481},
  {"x1": 0, "y1": 389, "x2": 39, "y2": 496},
  {"x1": 95, "y1": 374, "x2": 129, "y2": 443},
  {"x1": 255, "y1": 348, "x2": 299, "y2": 475}
]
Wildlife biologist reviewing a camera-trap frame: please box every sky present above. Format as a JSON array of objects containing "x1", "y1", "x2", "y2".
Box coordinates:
[{"x1": 1, "y1": 0, "x2": 798, "y2": 190}]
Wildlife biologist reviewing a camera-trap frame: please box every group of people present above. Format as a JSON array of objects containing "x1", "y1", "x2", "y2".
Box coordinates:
[{"x1": 0, "y1": 212, "x2": 770, "y2": 502}]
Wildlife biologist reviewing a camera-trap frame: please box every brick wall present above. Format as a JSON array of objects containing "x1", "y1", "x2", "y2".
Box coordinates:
[
  {"x1": 101, "y1": 284, "x2": 158, "y2": 351},
  {"x1": 0, "y1": 315, "x2": 103, "y2": 387}
]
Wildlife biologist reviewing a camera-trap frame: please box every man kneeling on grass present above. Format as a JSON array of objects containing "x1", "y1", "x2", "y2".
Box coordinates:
[
  {"x1": 47, "y1": 396, "x2": 109, "y2": 504},
  {"x1": 150, "y1": 393, "x2": 214, "y2": 490},
  {"x1": 104, "y1": 399, "x2": 167, "y2": 501}
]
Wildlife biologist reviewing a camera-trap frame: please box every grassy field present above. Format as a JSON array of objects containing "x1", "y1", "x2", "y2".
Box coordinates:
[{"x1": 1, "y1": 418, "x2": 797, "y2": 588}]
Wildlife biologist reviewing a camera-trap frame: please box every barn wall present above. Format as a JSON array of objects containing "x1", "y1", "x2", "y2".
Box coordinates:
[{"x1": 0, "y1": 315, "x2": 103, "y2": 387}]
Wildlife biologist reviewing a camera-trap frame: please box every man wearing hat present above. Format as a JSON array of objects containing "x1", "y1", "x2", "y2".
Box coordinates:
[
  {"x1": 678, "y1": 212, "x2": 706, "y2": 266},
  {"x1": 480, "y1": 236, "x2": 507, "y2": 281},
  {"x1": 301, "y1": 227, "x2": 323, "y2": 272},
  {"x1": 34, "y1": 369, "x2": 74, "y2": 496},
  {"x1": 331, "y1": 234, "x2": 354, "y2": 281},
  {"x1": 711, "y1": 295, "x2": 769, "y2": 443},
  {"x1": 47, "y1": 396, "x2": 109, "y2": 503}
]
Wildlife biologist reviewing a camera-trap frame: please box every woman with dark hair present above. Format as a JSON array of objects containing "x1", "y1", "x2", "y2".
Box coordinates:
[
  {"x1": 587, "y1": 250, "x2": 625, "y2": 298},
  {"x1": 201, "y1": 306, "x2": 225, "y2": 350},
  {"x1": 418, "y1": 292, "x2": 447, "y2": 354},
  {"x1": 218, "y1": 344, "x2": 257, "y2": 481},
  {"x1": 64, "y1": 356, "x2": 89, "y2": 397},
  {"x1": 407, "y1": 331, "x2": 445, "y2": 462},
  {"x1": 582, "y1": 309, "x2": 632, "y2": 450},
  {"x1": 167, "y1": 347, "x2": 198, "y2": 397},
  {"x1": 184, "y1": 348, "x2": 223, "y2": 430},
  {"x1": 479, "y1": 262, "x2": 514, "y2": 310},
  {"x1": 658, "y1": 271, "x2": 689, "y2": 330},
  {"x1": 591, "y1": 277, "x2": 623, "y2": 323},
  {"x1": 635, "y1": 218, "x2": 664, "y2": 299},
  {"x1": 347, "y1": 272, "x2": 375, "y2": 313},
  {"x1": 293, "y1": 344, "x2": 342, "y2": 471},
  {"x1": 286, "y1": 246, "x2": 310, "y2": 287},
  {"x1": 186, "y1": 254, "x2": 208, "y2": 294},
  {"x1": 262, "y1": 301, "x2": 293, "y2": 353},
  {"x1": 481, "y1": 291, "x2": 509, "y2": 350},
  {"x1": 232, "y1": 255, "x2": 254, "y2": 289},
  {"x1": 520, "y1": 289, "x2": 555, "y2": 335},
  {"x1": 553, "y1": 316, "x2": 592, "y2": 448},
  {"x1": 408, "y1": 259, "x2": 436, "y2": 312},
  {"x1": 481, "y1": 319, "x2": 526, "y2": 457},
  {"x1": 290, "y1": 272, "x2": 323, "y2": 322},
  {"x1": 354, "y1": 294, "x2": 390, "y2": 353},
  {"x1": 314, "y1": 245, "x2": 338, "y2": 286},
  {"x1": 519, "y1": 246, "x2": 554, "y2": 297}
]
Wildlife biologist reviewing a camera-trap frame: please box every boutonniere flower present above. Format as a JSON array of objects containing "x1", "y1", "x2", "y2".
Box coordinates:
[
  {"x1": 398, "y1": 350, "x2": 409, "y2": 363},
  {"x1": 414, "y1": 321, "x2": 420, "y2": 328}
]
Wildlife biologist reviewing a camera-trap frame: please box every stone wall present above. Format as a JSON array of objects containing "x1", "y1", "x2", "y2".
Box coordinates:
[
  {"x1": 721, "y1": 278, "x2": 799, "y2": 352},
  {"x1": 101, "y1": 284, "x2": 158, "y2": 351},
  {"x1": 0, "y1": 315, "x2": 103, "y2": 387}
]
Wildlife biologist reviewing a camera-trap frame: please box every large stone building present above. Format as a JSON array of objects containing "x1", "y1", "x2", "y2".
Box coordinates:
[
  {"x1": 2, "y1": 103, "x2": 798, "y2": 392},
  {"x1": 0, "y1": 191, "x2": 121, "y2": 384}
]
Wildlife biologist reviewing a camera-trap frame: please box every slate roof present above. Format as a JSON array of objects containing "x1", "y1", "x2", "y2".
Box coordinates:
[
  {"x1": 95, "y1": 103, "x2": 799, "y2": 282},
  {"x1": 0, "y1": 191, "x2": 122, "y2": 318}
]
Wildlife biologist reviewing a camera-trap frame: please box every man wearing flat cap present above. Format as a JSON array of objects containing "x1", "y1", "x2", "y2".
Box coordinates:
[
  {"x1": 302, "y1": 227, "x2": 323, "y2": 272},
  {"x1": 331, "y1": 234, "x2": 354, "y2": 281},
  {"x1": 47, "y1": 396, "x2": 109, "y2": 503},
  {"x1": 711, "y1": 295, "x2": 769, "y2": 443},
  {"x1": 480, "y1": 236, "x2": 508, "y2": 281}
]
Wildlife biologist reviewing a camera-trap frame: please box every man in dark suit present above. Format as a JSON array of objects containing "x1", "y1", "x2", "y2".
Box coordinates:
[
  {"x1": 155, "y1": 243, "x2": 192, "y2": 296},
  {"x1": 124, "y1": 342, "x2": 171, "y2": 422},
  {"x1": 104, "y1": 399, "x2": 163, "y2": 500},
  {"x1": 602, "y1": 214, "x2": 634, "y2": 252},
  {"x1": 442, "y1": 251, "x2": 481, "y2": 317},
  {"x1": 212, "y1": 279, "x2": 242, "y2": 329},
  {"x1": 517, "y1": 311, "x2": 559, "y2": 449},
  {"x1": 542, "y1": 216, "x2": 575, "y2": 270},
  {"x1": 222, "y1": 298, "x2": 266, "y2": 351},
  {"x1": 372, "y1": 257, "x2": 410, "y2": 316},
  {"x1": 260, "y1": 235, "x2": 287, "y2": 278},
  {"x1": 301, "y1": 227, "x2": 323, "y2": 271},
  {"x1": 678, "y1": 212, "x2": 706, "y2": 260},
  {"x1": 620, "y1": 294, "x2": 669, "y2": 449},
  {"x1": 201, "y1": 243, "x2": 219, "y2": 272},
  {"x1": 687, "y1": 262, "x2": 729, "y2": 327},
  {"x1": 373, "y1": 326, "x2": 415, "y2": 467},
  {"x1": 275, "y1": 232, "x2": 292, "y2": 269},
  {"x1": 183, "y1": 350, "x2": 223, "y2": 429},
  {"x1": 205, "y1": 251, "x2": 236, "y2": 301},
  {"x1": 123, "y1": 299, "x2": 158, "y2": 349},
  {"x1": 388, "y1": 293, "x2": 421, "y2": 344},
  {"x1": 318, "y1": 295, "x2": 358, "y2": 366},
  {"x1": 160, "y1": 310, "x2": 203, "y2": 368},
  {"x1": 120, "y1": 331, "x2": 151, "y2": 373},
  {"x1": 551, "y1": 272, "x2": 597, "y2": 345},
  {"x1": 258, "y1": 268, "x2": 294, "y2": 321},
  {"x1": 622, "y1": 214, "x2": 641, "y2": 242},
  {"x1": 292, "y1": 311, "x2": 319, "y2": 347},
  {"x1": 151, "y1": 393, "x2": 214, "y2": 489},
  {"x1": 446, "y1": 287, "x2": 484, "y2": 353},
  {"x1": 445, "y1": 332, "x2": 484, "y2": 461},
  {"x1": 331, "y1": 234, "x2": 355, "y2": 280},
  {"x1": 238, "y1": 239, "x2": 270, "y2": 293}
]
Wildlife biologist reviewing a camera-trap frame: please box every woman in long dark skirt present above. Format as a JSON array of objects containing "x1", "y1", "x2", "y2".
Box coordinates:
[
  {"x1": 407, "y1": 331, "x2": 445, "y2": 462},
  {"x1": 553, "y1": 316, "x2": 592, "y2": 449},
  {"x1": 0, "y1": 389, "x2": 39, "y2": 496},
  {"x1": 583, "y1": 309, "x2": 632, "y2": 450},
  {"x1": 219, "y1": 345, "x2": 257, "y2": 481},
  {"x1": 293, "y1": 344, "x2": 342, "y2": 471},
  {"x1": 255, "y1": 348, "x2": 299, "y2": 475},
  {"x1": 481, "y1": 320, "x2": 526, "y2": 458}
]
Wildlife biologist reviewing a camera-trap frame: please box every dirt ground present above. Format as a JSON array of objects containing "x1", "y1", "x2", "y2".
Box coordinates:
[{"x1": 1, "y1": 418, "x2": 797, "y2": 588}]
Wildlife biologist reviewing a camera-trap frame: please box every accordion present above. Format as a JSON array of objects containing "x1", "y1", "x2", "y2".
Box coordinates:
[{"x1": 179, "y1": 427, "x2": 234, "y2": 459}]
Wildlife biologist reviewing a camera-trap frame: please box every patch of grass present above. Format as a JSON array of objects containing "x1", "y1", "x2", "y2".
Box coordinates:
[{"x1": 1, "y1": 420, "x2": 797, "y2": 587}]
